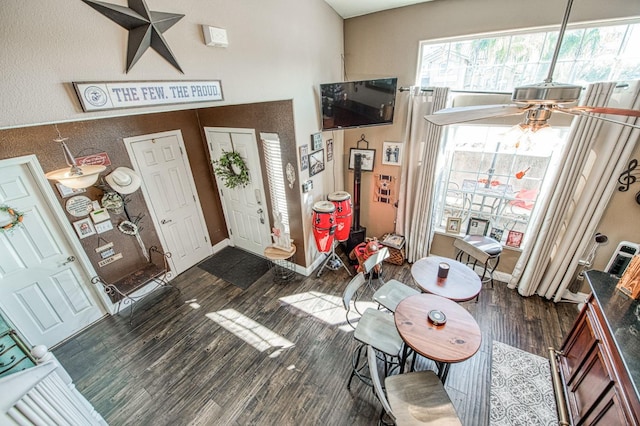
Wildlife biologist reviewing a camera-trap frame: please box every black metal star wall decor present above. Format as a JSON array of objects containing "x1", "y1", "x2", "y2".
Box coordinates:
[{"x1": 82, "y1": 0, "x2": 185, "y2": 73}]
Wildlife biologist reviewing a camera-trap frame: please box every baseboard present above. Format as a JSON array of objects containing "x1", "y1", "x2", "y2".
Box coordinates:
[
  {"x1": 212, "y1": 238, "x2": 231, "y2": 254},
  {"x1": 560, "y1": 289, "x2": 590, "y2": 304}
]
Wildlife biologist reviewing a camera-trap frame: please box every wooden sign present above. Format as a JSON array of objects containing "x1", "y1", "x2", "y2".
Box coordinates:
[{"x1": 73, "y1": 80, "x2": 223, "y2": 112}]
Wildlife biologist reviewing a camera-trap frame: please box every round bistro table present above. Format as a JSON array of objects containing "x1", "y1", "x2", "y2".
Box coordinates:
[
  {"x1": 411, "y1": 255, "x2": 482, "y2": 302},
  {"x1": 394, "y1": 293, "x2": 482, "y2": 383}
]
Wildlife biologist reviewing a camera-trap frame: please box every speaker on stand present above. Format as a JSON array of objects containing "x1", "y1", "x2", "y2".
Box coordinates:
[{"x1": 345, "y1": 153, "x2": 367, "y2": 262}]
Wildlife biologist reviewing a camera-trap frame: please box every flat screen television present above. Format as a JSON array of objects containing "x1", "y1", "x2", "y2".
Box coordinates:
[{"x1": 320, "y1": 77, "x2": 398, "y2": 131}]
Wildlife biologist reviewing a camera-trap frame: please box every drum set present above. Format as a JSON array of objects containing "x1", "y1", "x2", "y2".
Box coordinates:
[{"x1": 313, "y1": 191, "x2": 353, "y2": 277}]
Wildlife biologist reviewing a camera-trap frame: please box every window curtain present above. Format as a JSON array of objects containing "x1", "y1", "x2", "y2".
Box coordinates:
[
  {"x1": 508, "y1": 81, "x2": 640, "y2": 300},
  {"x1": 396, "y1": 87, "x2": 449, "y2": 262}
]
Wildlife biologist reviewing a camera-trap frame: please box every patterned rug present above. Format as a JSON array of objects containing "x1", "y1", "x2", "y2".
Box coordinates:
[{"x1": 490, "y1": 341, "x2": 558, "y2": 426}]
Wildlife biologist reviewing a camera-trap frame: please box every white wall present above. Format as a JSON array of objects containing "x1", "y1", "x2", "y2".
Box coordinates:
[
  {"x1": 0, "y1": 0, "x2": 343, "y2": 141},
  {"x1": 1, "y1": 0, "x2": 344, "y2": 269}
]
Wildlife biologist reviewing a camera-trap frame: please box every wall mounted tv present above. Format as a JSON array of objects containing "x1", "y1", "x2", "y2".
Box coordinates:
[{"x1": 320, "y1": 77, "x2": 398, "y2": 131}]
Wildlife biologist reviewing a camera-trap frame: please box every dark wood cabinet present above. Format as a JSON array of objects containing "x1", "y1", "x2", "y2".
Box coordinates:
[{"x1": 557, "y1": 294, "x2": 639, "y2": 425}]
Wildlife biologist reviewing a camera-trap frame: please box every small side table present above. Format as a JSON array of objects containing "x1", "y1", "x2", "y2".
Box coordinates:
[{"x1": 264, "y1": 244, "x2": 297, "y2": 282}]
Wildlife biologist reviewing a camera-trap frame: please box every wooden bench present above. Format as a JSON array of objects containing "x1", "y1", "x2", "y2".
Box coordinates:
[{"x1": 92, "y1": 246, "x2": 176, "y2": 324}]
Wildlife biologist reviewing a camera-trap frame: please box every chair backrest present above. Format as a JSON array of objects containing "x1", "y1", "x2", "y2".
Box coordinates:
[
  {"x1": 454, "y1": 237, "x2": 490, "y2": 264},
  {"x1": 363, "y1": 246, "x2": 390, "y2": 274},
  {"x1": 342, "y1": 272, "x2": 367, "y2": 312},
  {"x1": 342, "y1": 272, "x2": 367, "y2": 328},
  {"x1": 367, "y1": 345, "x2": 396, "y2": 423}
]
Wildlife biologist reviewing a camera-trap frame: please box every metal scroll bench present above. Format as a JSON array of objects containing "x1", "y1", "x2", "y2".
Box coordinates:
[{"x1": 92, "y1": 246, "x2": 176, "y2": 324}]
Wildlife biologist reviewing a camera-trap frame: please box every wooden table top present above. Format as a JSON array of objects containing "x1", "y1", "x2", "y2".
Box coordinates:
[
  {"x1": 264, "y1": 244, "x2": 296, "y2": 260},
  {"x1": 411, "y1": 256, "x2": 482, "y2": 302},
  {"x1": 395, "y1": 293, "x2": 481, "y2": 364}
]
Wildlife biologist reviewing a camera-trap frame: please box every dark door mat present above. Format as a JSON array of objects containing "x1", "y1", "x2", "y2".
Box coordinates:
[{"x1": 198, "y1": 246, "x2": 270, "y2": 290}]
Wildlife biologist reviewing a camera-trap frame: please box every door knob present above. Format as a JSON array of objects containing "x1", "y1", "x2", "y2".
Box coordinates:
[
  {"x1": 62, "y1": 256, "x2": 76, "y2": 266},
  {"x1": 161, "y1": 219, "x2": 172, "y2": 224}
]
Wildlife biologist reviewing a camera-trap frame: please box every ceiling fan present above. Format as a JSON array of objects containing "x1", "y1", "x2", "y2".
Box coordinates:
[{"x1": 424, "y1": 0, "x2": 640, "y2": 130}]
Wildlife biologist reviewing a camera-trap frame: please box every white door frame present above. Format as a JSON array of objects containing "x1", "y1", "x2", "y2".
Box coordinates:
[
  {"x1": 0, "y1": 155, "x2": 111, "y2": 317},
  {"x1": 204, "y1": 127, "x2": 273, "y2": 255},
  {"x1": 122, "y1": 129, "x2": 212, "y2": 274}
]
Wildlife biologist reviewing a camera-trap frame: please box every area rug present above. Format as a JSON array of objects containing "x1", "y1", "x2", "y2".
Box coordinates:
[
  {"x1": 198, "y1": 246, "x2": 269, "y2": 290},
  {"x1": 490, "y1": 341, "x2": 558, "y2": 426}
]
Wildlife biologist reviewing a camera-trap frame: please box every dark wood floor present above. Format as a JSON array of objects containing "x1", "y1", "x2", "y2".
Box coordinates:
[{"x1": 54, "y1": 254, "x2": 578, "y2": 426}]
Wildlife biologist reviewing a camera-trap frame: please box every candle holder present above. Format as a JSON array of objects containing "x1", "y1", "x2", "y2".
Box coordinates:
[{"x1": 438, "y1": 262, "x2": 450, "y2": 279}]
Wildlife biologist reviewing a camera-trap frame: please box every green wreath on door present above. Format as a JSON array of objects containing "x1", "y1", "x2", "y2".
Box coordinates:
[{"x1": 212, "y1": 150, "x2": 250, "y2": 189}]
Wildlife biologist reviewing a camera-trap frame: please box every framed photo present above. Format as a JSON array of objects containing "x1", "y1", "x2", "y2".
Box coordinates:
[
  {"x1": 467, "y1": 217, "x2": 490, "y2": 236},
  {"x1": 73, "y1": 218, "x2": 96, "y2": 239},
  {"x1": 489, "y1": 227, "x2": 504, "y2": 242},
  {"x1": 446, "y1": 217, "x2": 462, "y2": 234},
  {"x1": 381, "y1": 233, "x2": 405, "y2": 249},
  {"x1": 299, "y1": 144, "x2": 309, "y2": 171},
  {"x1": 326, "y1": 139, "x2": 333, "y2": 162},
  {"x1": 382, "y1": 141, "x2": 403, "y2": 166},
  {"x1": 349, "y1": 148, "x2": 375, "y2": 171},
  {"x1": 55, "y1": 183, "x2": 86, "y2": 198},
  {"x1": 506, "y1": 230, "x2": 524, "y2": 248},
  {"x1": 311, "y1": 132, "x2": 323, "y2": 151},
  {"x1": 309, "y1": 149, "x2": 325, "y2": 177}
]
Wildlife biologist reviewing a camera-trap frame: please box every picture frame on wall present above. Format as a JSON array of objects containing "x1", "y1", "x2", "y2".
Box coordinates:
[
  {"x1": 55, "y1": 183, "x2": 86, "y2": 198},
  {"x1": 299, "y1": 144, "x2": 309, "y2": 171},
  {"x1": 489, "y1": 227, "x2": 504, "y2": 242},
  {"x1": 348, "y1": 148, "x2": 375, "y2": 171},
  {"x1": 309, "y1": 149, "x2": 325, "y2": 177},
  {"x1": 73, "y1": 218, "x2": 96, "y2": 239},
  {"x1": 506, "y1": 230, "x2": 524, "y2": 248},
  {"x1": 326, "y1": 139, "x2": 333, "y2": 162},
  {"x1": 467, "y1": 217, "x2": 490, "y2": 236},
  {"x1": 311, "y1": 132, "x2": 323, "y2": 151},
  {"x1": 381, "y1": 141, "x2": 403, "y2": 166},
  {"x1": 446, "y1": 217, "x2": 462, "y2": 234}
]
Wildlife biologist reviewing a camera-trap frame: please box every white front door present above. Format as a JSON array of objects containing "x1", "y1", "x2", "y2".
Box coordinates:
[
  {"x1": 0, "y1": 158, "x2": 105, "y2": 348},
  {"x1": 124, "y1": 130, "x2": 212, "y2": 275},
  {"x1": 204, "y1": 127, "x2": 272, "y2": 255}
]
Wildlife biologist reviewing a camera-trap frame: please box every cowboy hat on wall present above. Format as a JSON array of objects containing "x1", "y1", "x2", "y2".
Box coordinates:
[{"x1": 105, "y1": 167, "x2": 142, "y2": 194}]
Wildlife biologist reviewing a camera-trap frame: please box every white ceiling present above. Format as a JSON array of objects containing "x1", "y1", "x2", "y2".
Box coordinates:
[{"x1": 324, "y1": 0, "x2": 436, "y2": 19}]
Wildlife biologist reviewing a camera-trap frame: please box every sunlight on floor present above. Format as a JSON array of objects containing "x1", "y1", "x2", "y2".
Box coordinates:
[
  {"x1": 206, "y1": 309, "x2": 294, "y2": 358},
  {"x1": 278, "y1": 291, "x2": 378, "y2": 332}
]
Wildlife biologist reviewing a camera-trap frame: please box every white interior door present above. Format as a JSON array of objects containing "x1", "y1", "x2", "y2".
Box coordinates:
[
  {"x1": 204, "y1": 127, "x2": 272, "y2": 255},
  {"x1": 0, "y1": 157, "x2": 106, "y2": 348},
  {"x1": 124, "y1": 130, "x2": 212, "y2": 275}
]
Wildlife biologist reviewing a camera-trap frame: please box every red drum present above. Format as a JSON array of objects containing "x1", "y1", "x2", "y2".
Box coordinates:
[
  {"x1": 328, "y1": 191, "x2": 352, "y2": 242},
  {"x1": 312, "y1": 201, "x2": 336, "y2": 253}
]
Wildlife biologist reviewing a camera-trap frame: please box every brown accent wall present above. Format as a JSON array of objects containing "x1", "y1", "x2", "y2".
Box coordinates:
[
  {"x1": 0, "y1": 100, "x2": 303, "y2": 284},
  {"x1": 197, "y1": 100, "x2": 305, "y2": 266}
]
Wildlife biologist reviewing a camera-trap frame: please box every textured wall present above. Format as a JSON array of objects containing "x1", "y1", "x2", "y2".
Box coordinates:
[{"x1": 0, "y1": 102, "x2": 305, "y2": 283}]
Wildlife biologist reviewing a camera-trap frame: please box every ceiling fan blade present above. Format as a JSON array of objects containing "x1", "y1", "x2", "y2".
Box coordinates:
[
  {"x1": 570, "y1": 106, "x2": 640, "y2": 117},
  {"x1": 424, "y1": 104, "x2": 525, "y2": 126},
  {"x1": 557, "y1": 107, "x2": 640, "y2": 130}
]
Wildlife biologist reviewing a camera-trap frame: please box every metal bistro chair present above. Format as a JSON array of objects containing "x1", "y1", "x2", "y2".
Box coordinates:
[
  {"x1": 362, "y1": 246, "x2": 390, "y2": 292},
  {"x1": 454, "y1": 235, "x2": 502, "y2": 295},
  {"x1": 342, "y1": 272, "x2": 404, "y2": 390},
  {"x1": 367, "y1": 345, "x2": 461, "y2": 426},
  {"x1": 372, "y1": 277, "x2": 419, "y2": 313}
]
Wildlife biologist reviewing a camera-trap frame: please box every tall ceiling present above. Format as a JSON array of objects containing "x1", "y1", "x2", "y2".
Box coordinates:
[{"x1": 324, "y1": 0, "x2": 436, "y2": 19}]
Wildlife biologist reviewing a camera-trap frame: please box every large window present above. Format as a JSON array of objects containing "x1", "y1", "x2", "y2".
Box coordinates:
[
  {"x1": 417, "y1": 21, "x2": 640, "y2": 91},
  {"x1": 434, "y1": 125, "x2": 568, "y2": 241},
  {"x1": 419, "y1": 20, "x2": 640, "y2": 247}
]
